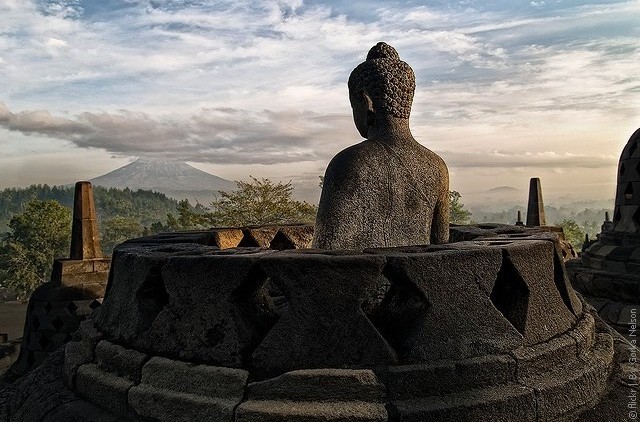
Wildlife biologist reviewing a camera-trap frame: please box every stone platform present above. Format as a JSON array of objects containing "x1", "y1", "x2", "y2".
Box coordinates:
[
  {"x1": 566, "y1": 129, "x2": 640, "y2": 337},
  {"x1": 1, "y1": 230, "x2": 635, "y2": 421},
  {"x1": 567, "y1": 231, "x2": 640, "y2": 337}
]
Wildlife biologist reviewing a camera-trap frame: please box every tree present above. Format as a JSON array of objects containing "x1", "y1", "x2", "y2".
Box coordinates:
[
  {"x1": 101, "y1": 216, "x2": 144, "y2": 254},
  {"x1": 450, "y1": 191, "x2": 472, "y2": 224},
  {"x1": 210, "y1": 177, "x2": 317, "y2": 226},
  {"x1": 559, "y1": 219, "x2": 586, "y2": 250},
  {"x1": 169, "y1": 177, "x2": 317, "y2": 229},
  {"x1": 0, "y1": 200, "x2": 71, "y2": 299}
]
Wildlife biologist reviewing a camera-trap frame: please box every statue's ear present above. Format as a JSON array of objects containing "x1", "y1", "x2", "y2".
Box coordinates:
[{"x1": 363, "y1": 92, "x2": 374, "y2": 114}]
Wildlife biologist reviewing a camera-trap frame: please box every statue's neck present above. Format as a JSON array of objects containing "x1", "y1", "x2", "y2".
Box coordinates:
[{"x1": 366, "y1": 116, "x2": 414, "y2": 145}]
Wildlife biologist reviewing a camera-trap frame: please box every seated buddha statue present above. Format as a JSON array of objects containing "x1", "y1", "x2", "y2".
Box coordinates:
[{"x1": 313, "y1": 42, "x2": 450, "y2": 250}]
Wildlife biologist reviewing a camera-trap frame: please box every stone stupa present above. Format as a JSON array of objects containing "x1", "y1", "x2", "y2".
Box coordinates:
[
  {"x1": 0, "y1": 43, "x2": 635, "y2": 422},
  {"x1": 568, "y1": 128, "x2": 640, "y2": 335}
]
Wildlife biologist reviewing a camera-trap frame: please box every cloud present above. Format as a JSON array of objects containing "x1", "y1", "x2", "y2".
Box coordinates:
[
  {"x1": 0, "y1": 0, "x2": 637, "y2": 198},
  {"x1": 441, "y1": 150, "x2": 618, "y2": 169},
  {"x1": 0, "y1": 102, "x2": 354, "y2": 164},
  {"x1": 0, "y1": 101, "x2": 621, "y2": 173}
]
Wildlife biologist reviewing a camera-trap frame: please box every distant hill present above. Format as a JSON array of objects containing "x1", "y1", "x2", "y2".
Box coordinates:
[
  {"x1": 0, "y1": 184, "x2": 180, "y2": 233},
  {"x1": 486, "y1": 186, "x2": 519, "y2": 193},
  {"x1": 90, "y1": 158, "x2": 236, "y2": 204}
]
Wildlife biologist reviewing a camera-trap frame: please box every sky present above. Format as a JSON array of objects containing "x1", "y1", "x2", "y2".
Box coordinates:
[{"x1": 0, "y1": 0, "x2": 638, "y2": 205}]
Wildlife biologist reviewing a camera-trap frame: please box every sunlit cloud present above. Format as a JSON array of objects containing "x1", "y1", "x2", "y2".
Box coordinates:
[{"x1": 0, "y1": 0, "x2": 638, "y2": 202}]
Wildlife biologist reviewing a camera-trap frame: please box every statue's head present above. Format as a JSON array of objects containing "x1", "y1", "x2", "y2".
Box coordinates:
[{"x1": 348, "y1": 42, "x2": 415, "y2": 137}]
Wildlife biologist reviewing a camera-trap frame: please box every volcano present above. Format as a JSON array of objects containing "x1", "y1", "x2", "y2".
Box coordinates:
[{"x1": 90, "y1": 158, "x2": 236, "y2": 204}]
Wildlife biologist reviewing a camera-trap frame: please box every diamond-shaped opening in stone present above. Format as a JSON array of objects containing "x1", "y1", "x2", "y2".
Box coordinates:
[
  {"x1": 51, "y1": 317, "x2": 64, "y2": 332},
  {"x1": 552, "y1": 246, "x2": 578, "y2": 316},
  {"x1": 629, "y1": 140, "x2": 638, "y2": 157},
  {"x1": 232, "y1": 269, "x2": 279, "y2": 363},
  {"x1": 361, "y1": 274, "x2": 392, "y2": 317},
  {"x1": 614, "y1": 208, "x2": 622, "y2": 223},
  {"x1": 262, "y1": 277, "x2": 288, "y2": 317},
  {"x1": 26, "y1": 351, "x2": 35, "y2": 367},
  {"x1": 135, "y1": 265, "x2": 170, "y2": 332},
  {"x1": 490, "y1": 251, "x2": 530, "y2": 335},
  {"x1": 624, "y1": 183, "x2": 634, "y2": 201},
  {"x1": 66, "y1": 302, "x2": 79, "y2": 314},
  {"x1": 369, "y1": 267, "x2": 430, "y2": 351},
  {"x1": 269, "y1": 231, "x2": 295, "y2": 250},
  {"x1": 632, "y1": 207, "x2": 640, "y2": 230},
  {"x1": 38, "y1": 335, "x2": 50, "y2": 351},
  {"x1": 89, "y1": 300, "x2": 101, "y2": 310}
]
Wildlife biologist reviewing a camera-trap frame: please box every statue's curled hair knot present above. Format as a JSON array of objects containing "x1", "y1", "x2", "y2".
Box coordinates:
[{"x1": 348, "y1": 42, "x2": 415, "y2": 119}]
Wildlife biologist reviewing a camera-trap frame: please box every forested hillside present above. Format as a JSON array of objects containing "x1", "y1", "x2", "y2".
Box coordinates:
[{"x1": 0, "y1": 184, "x2": 180, "y2": 235}]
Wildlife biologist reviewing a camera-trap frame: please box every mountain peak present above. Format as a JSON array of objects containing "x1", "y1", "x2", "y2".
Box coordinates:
[{"x1": 90, "y1": 158, "x2": 236, "y2": 202}]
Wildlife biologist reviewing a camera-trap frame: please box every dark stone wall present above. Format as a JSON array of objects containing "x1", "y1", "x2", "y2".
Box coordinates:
[{"x1": 96, "y1": 231, "x2": 580, "y2": 378}]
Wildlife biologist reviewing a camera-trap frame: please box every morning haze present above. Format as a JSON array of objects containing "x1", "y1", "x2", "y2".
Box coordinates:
[{"x1": 0, "y1": 0, "x2": 637, "y2": 209}]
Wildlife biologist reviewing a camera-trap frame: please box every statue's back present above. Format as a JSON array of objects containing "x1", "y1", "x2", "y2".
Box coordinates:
[
  {"x1": 313, "y1": 42, "x2": 450, "y2": 250},
  {"x1": 314, "y1": 138, "x2": 449, "y2": 250}
]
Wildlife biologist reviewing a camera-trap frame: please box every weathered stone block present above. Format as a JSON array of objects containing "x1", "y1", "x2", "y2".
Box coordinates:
[
  {"x1": 123, "y1": 231, "x2": 215, "y2": 245},
  {"x1": 5, "y1": 348, "x2": 66, "y2": 422},
  {"x1": 95, "y1": 340, "x2": 148, "y2": 382},
  {"x1": 129, "y1": 385, "x2": 238, "y2": 422},
  {"x1": 378, "y1": 362, "x2": 457, "y2": 399},
  {"x1": 375, "y1": 247, "x2": 522, "y2": 361},
  {"x1": 271, "y1": 226, "x2": 314, "y2": 249},
  {"x1": 252, "y1": 251, "x2": 396, "y2": 378},
  {"x1": 40, "y1": 398, "x2": 122, "y2": 422},
  {"x1": 520, "y1": 333, "x2": 614, "y2": 420},
  {"x1": 591, "y1": 276, "x2": 625, "y2": 301},
  {"x1": 60, "y1": 272, "x2": 109, "y2": 288},
  {"x1": 141, "y1": 251, "x2": 276, "y2": 367},
  {"x1": 139, "y1": 356, "x2": 248, "y2": 398},
  {"x1": 64, "y1": 340, "x2": 93, "y2": 389},
  {"x1": 93, "y1": 259, "x2": 112, "y2": 272},
  {"x1": 390, "y1": 384, "x2": 536, "y2": 422},
  {"x1": 568, "y1": 313, "x2": 596, "y2": 357},
  {"x1": 512, "y1": 334, "x2": 577, "y2": 379},
  {"x1": 598, "y1": 301, "x2": 623, "y2": 325},
  {"x1": 211, "y1": 229, "x2": 244, "y2": 249},
  {"x1": 619, "y1": 305, "x2": 638, "y2": 325},
  {"x1": 80, "y1": 282, "x2": 107, "y2": 298},
  {"x1": 247, "y1": 369, "x2": 386, "y2": 402},
  {"x1": 55, "y1": 259, "x2": 95, "y2": 276},
  {"x1": 75, "y1": 363, "x2": 133, "y2": 417},
  {"x1": 594, "y1": 245, "x2": 617, "y2": 258},
  {"x1": 55, "y1": 285, "x2": 86, "y2": 301},
  {"x1": 96, "y1": 244, "x2": 277, "y2": 367},
  {"x1": 625, "y1": 262, "x2": 640, "y2": 274},
  {"x1": 242, "y1": 227, "x2": 279, "y2": 247},
  {"x1": 94, "y1": 243, "x2": 210, "y2": 343},
  {"x1": 454, "y1": 354, "x2": 517, "y2": 389},
  {"x1": 590, "y1": 258, "x2": 603, "y2": 270},
  {"x1": 603, "y1": 260, "x2": 627, "y2": 273},
  {"x1": 236, "y1": 400, "x2": 388, "y2": 422},
  {"x1": 503, "y1": 241, "x2": 576, "y2": 345},
  {"x1": 127, "y1": 356, "x2": 248, "y2": 422}
]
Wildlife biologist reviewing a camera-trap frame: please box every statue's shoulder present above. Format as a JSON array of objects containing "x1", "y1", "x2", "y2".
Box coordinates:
[
  {"x1": 325, "y1": 141, "x2": 384, "y2": 176},
  {"x1": 414, "y1": 143, "x2": 448, "y2": 171}
]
